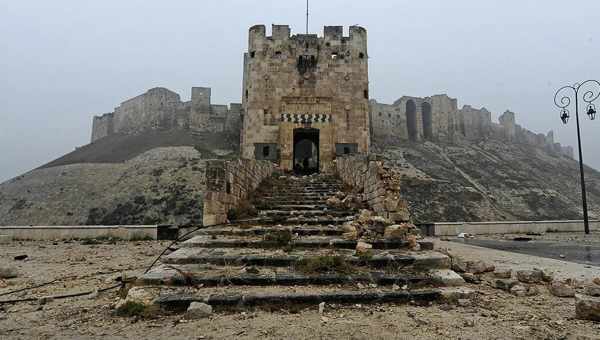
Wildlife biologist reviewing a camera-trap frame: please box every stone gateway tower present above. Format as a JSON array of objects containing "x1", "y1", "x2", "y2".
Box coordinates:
[{"x1": 241, "y1": 25, "x2": 370, "y2": 173}]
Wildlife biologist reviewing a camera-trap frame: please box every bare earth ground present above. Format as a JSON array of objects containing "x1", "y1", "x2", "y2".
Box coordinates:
[{"x1": 2, "y1": 239, "x2": 600, "y2": 340}]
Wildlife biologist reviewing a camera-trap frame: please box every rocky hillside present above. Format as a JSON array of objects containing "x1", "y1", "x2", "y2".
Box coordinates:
[
  {"x1": 0, "y1": 147, "x2": 209, "y2": 226},
  {"x1": 2, "y1": 131, "x2": 599, "y2": 226},
  {"x1": 373, "y1": 140, "x2": 600, "y2": 223}
]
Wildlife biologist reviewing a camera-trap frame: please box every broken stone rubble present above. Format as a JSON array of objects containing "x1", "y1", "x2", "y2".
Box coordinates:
[{"x1": 185, "y1": 302, "x2": 212, "y2": 319}]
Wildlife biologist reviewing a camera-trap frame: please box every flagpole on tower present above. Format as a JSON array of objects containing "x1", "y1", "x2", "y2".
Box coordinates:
[{"x1": 306, "y1": 0, "x2": 309, "y2": 34}]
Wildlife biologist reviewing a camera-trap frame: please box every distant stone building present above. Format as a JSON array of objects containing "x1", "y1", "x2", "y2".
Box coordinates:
[
  {"x1": 89, "y1": 24, "x2": 573, "y2": 163},
  {"x1": 369, "y1": 96, "x2": 574, "y2": 158},
  {"x1": 91, "y1": 87, "x2": 241, "y2": 142}
]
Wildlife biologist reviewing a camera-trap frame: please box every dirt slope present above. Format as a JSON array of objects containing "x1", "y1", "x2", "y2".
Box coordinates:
[
  {"x1": 375, "y1": 140, "x2": 600, "y2": 223},
  {"x1": 0, "y1": 147, "x2": 207, "y2": 226}
]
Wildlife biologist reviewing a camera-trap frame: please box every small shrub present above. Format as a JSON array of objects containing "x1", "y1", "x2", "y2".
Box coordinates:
[
  {"x1": 263, "y1": 230, "x2": 293, "y2": 246},
  {"x1": 151, "y1": 168, "x2": 164, "y2": 177},
  {"x1": 296, "y1": 256, "x2": 354, "y2": 274},
  {"x1": 356, "y1": 249, "x2": 374, "y2": 260},
  {"x1": 115, "y1": 301, "x2": 160, "y2": 318}
]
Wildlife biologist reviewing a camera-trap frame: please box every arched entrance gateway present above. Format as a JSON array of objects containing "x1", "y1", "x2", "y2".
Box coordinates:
[{"x1": 293, "y1": 128, "x2": 319, "y2": 175}]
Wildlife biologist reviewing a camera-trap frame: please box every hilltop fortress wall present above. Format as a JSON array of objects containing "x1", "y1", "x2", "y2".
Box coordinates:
[
  {"x1": 90, "y1": 88, "x2": 574, "y2": 159},
  {"x1": 90, "y1": 87, "x2": 242, "y2": 142},
  {"x1": 88, "y1": 25, "x2": 572, "y2": 160},
  {"x1": 370, "y1": 95, "x2": 574, "y2": 158}
]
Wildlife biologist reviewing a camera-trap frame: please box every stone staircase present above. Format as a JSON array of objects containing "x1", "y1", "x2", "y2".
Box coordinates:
[{"x1": 137, "y1": 174, "x2": 466, "y2": 312}]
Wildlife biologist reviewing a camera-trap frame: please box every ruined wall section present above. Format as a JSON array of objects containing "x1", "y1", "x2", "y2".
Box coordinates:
[
  {"x1": 336, "y1": 154, "x2": 411, "y2": 222},
  {"x1": 371, "y1": 96, "x2": 573, "y2": 159},
  {"x1": 112, "y1": 87, "x2": 184, "y2": 134},
  {"x1": 458, "y1": 105, "x2": 491, "y2": 141},
  {"x1": 371, "y1": 94, "x2": 457, "y2": 143},
  {"x1": 90, "y1": 87, "x2": 242, "y2": 143},
  {"x1": 91, "y1": 113, "x2": 114, "y2": 142}
]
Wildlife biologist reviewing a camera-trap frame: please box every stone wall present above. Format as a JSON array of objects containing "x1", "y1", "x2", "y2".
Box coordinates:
[
  {"x1": 90, "y1": 87, "x2": 241, "y2": 143},
  {"x1": 91, "y1": 113, "x2": 114, "y2": 142},
  {"x1": 369, "y1": 95, "x2": 573, "y2": 159},
  {"x1": 202, "y1": 159, "x2": 276, "y2": 226},
  {"x1": 336, "y1": 154, "x2": 410, "y2": 222}
]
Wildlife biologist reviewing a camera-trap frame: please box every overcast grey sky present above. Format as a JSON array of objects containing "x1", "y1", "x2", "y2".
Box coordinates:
[{"x1": 1, "y1": 0, "x2": 600, "y2": 182}]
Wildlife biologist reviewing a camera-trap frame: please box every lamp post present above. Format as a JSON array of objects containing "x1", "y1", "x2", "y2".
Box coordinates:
[{"x1": 554, "y1": 80, "x2": 599, "y2": 234}]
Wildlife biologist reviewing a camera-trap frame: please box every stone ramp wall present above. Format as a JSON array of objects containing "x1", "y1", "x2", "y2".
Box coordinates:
[
  {"x1": 203, "y1": 159, "x2": 276, "y2": 226},
  {"x1": 336, "y1": 154, "x2": 410, "y2": 223}
]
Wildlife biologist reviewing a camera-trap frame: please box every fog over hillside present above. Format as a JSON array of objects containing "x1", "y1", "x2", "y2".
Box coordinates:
[{"x1": 1, "y1": 0, "x2": 600, "y2": 182}]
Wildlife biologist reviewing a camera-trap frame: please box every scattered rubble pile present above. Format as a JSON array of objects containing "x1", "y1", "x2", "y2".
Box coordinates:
[
  {"x1": 444, "y1": 250, "x2": 600, "y2": 321},
  {"x1": 341, "y1": 209, "x2": 421, "y2": 252},
  {"x1": 327, "y1": 190, "x2": 421, "y2": 252}
]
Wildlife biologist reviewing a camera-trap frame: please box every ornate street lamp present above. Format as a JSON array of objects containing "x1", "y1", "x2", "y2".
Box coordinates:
[{"x1": 554, "y1": 80, "x2": 600, "y2": 234}]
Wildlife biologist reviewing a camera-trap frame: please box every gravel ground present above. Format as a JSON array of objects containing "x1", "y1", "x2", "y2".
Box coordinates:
[{"x1": 2, "y1": 240, "x2": 600, "y2": 339}]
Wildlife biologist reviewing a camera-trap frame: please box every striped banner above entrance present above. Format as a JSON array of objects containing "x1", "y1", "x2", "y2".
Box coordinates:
[{"x1": 280, "y1": 113, "x2": 332, "y2": 124}]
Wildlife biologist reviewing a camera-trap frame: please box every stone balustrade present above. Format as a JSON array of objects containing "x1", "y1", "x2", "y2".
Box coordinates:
[
  {"x1": 335, "y1": 154, "x2": 410, "y2": 222},
  {"x1": 202, "y1": 159, "x2": 276, "y2": 225}
]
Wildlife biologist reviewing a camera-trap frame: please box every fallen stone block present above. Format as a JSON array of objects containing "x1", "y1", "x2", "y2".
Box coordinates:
[
  {"x1": 355, "y1": 241, "x2": 373, "y2": 256},
  {"x1": 575, "y1": 294, "x2": 600, "y2": 321},
  {"x1": 123, "y1": 286, "x2": 160, "y2": 306},
  {"x1": 185, "y1": 302, "x2": 213, "y2": 319},
  {"x1": 516, "y1": 269, "x2": 543, "y2": 284},
  {"x1": 384, "y1": 224, "x2": 409, "y2": 240},
  {"x1": 510, "y1": 284, "x2": 528, "y2": 297},
  {"x1": 493, "y1": 269, "x2": 512, "y2": 279},
  {"x1": 466, "y1": 261, "x2": 494, "y2": 274},
  {"x1": 341, "y1": 223, "x2": 358, "y2": 241},
  {"x1": 585, "y1": 284, "x2": 600, "y2": 297},
  {"x1": 430, "y1": 269, "x2": 465, "y2": 287},
  {"x1": 491, "y1": 278, "x2": 518, "y2": 291},
  {"x1": 539, "y1": 268, "x2": 554, "y2": 283},
  {"x1": 460, "y1": 273, "x2": 481, "y2": 284},
  {"x1": 549, "y1": 280, "x2": 575, "y2": 298},
  {"x1": 451, "y1": 257, "x2": 467, "y2": 273},
  {"x1": 0, "y1": 266, "x2": 18, "y2": 279}
]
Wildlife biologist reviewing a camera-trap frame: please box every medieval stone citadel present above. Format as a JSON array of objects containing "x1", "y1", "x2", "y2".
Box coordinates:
[{"x1": 91, "y1": 24, "x2": 574, "y2": 169}]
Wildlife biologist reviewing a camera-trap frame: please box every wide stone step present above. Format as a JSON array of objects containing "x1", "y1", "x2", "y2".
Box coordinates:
[
  {"x1": 181, "y1": 235, "x2": 433, "y2": 251},
  {"x1": 162, "y1": 247, "x2": 450, "y2": 270},
  {"x1": 249, "y1": 216, "x2": 354, "y2": 225},
  {"x1": 195, "y1": 225, "x2": 345, "y2": 237},
  {"x1": 260, "y1": 199, "x2": 330, "y2": 205},
  {"x1": 155, "y1": 287, "x2": 443, "y2": 311},
  {"x1": 258, "y1": 210, "x2": 355, "y2": 217},
  {"x1": 261, "y1": 193, "x2": 335, "y2": 198},
  {"x1": 271, "y1": 183, "x2": 343, "y2": 188},
  {"x1": 139, "y1": 264, "x2": 434, "y2": 287},
  {"x1": 264, "y1": 204, "x2": 332, "y2": 210}
]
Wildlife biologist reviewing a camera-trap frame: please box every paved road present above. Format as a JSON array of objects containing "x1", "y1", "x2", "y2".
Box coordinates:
[{"x1": 451, "y1": 238, "x2": 600, "y2": 267}]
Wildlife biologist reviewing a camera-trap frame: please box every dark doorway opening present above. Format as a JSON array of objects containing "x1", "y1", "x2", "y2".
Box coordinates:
[
  {"x1": 422, "y1": 102, "x2": 433, "y2": 140},
  {"x1": 293, "y1": 128, "x2": 319, "y2": 175},
  {"x1": 406, "y1": 100, "x2": 417, "y2": 141}
]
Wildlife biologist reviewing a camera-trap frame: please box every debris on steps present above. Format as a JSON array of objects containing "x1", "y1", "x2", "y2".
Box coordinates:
[{"x1": 134, "y1": 173, "x2": 468, "y2": 314}]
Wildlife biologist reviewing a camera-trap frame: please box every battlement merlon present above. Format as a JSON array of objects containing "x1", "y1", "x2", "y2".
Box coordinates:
[{"x1": 248, "y1": 24, "x2": 367, "y2": 51}]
